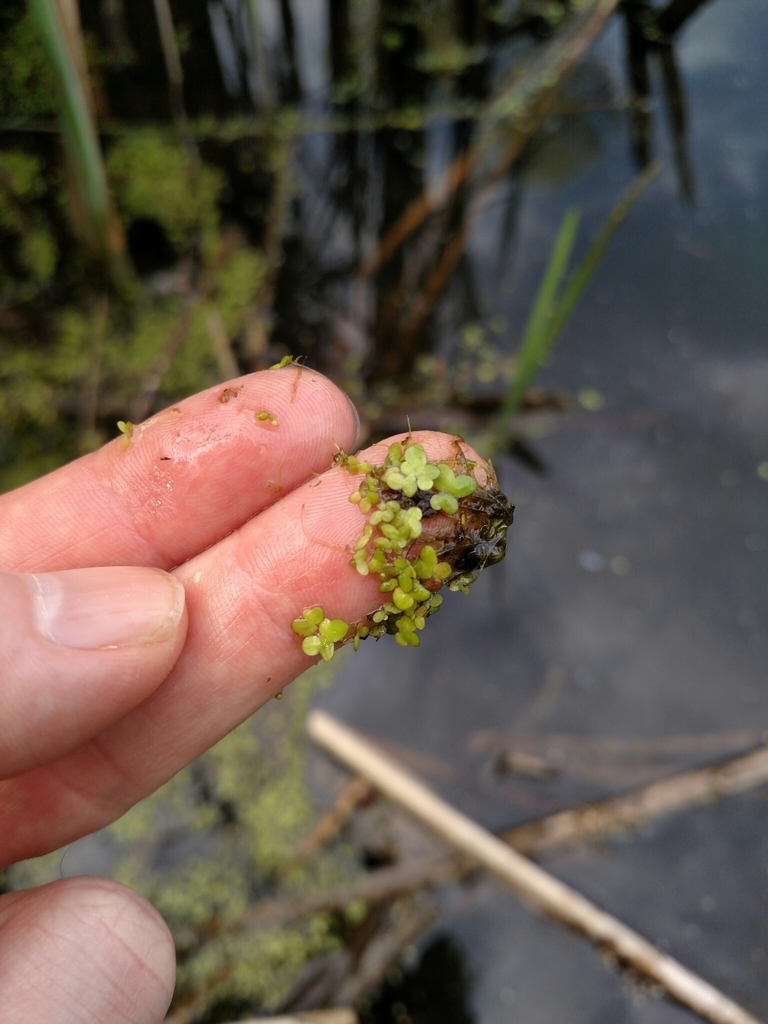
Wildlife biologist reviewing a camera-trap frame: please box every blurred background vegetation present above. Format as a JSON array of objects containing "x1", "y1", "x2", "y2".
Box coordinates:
[{"x1": 0, "y1": 0, "x2": 681, "y2": 490}]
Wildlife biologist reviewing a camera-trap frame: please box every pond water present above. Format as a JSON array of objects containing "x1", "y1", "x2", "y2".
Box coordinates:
[
  {"x1": 2, "y1": 0, "x2": 767, "y2": 1019},
  {"x1": 312, "y1": 2, "x2": 768, "y2": 1020}
]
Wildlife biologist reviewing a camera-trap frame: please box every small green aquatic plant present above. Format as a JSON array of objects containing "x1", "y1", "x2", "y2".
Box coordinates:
[
  {"x1": 292, "y1": 439, "x2": 513, "y2": 660},
  {"x1": 255, "y1": 409, "x2": 279, "y2": 426},
  {"x1": 116, "y1": 419, "x2": 134, "y2": 447}
]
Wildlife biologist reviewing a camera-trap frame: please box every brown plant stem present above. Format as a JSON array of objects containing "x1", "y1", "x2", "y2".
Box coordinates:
[
  {"x1": 359, "y1": 0, "x2": 621, "y2": 280},
  {"x1": 204, "y1": 306, "x2": 240, "y2": 381},
  {"x1": 501, "y1": 742, "x2": 768, "y2": 855},
  {"x1": 238, "y1": 855, "x2": 464, "y2": 933},
  {"x1": 291, "y1": 776, "x2": 374, "y2": 864},
  {"x1": 151, "y1": 0, "x2": 188, "y2": 129},
  {"x1": 128, "y1": 292, "x2": 199, "y2": 424},
  {"x1": 332, "y1": 898, "x2": 438, "y2": 1008},
  {"x1": 78, "y1": 294, "x2": 108, "y2": 450}
]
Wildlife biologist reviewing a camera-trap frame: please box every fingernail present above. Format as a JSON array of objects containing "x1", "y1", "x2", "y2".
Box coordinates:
[
  {"x1": 28, "y1": 567, "x2": 185, "y2": 649},
  {"x1": 345, "y1": 392, "x2": 362, "y2": 447}
]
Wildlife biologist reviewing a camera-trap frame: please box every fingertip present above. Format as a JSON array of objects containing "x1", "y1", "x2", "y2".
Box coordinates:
[
  {"x1": 103, "y1": 367, "x2": 361, "y2": 565},
  {"x1": 0, "y1": 367, "x2": 361, "y2": 576},
  {"x1": 0, "y1": 877, "x2": 176, "y2": 1024}
]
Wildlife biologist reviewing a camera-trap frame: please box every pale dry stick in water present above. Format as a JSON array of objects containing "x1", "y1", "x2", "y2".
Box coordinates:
[
  {"x1": 170, "y1": 740, "x2": 768, "y2": 1011},
  {"x1": 218, "y1": 1011, "x2": 357, "y2": 1024},
  {"x1": 308, "y1": 711, "x2": 765, "y2": 1024},
  {"x1": 169, "y1": 1004, "x2": 357, "y2": 1024},
  {"x1": 234, "y1": 740, "x2": 768, "y2": 934}
]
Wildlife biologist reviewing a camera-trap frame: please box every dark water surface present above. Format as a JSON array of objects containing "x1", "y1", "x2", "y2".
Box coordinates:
[{"x1": 316, "y1": 1, "x2": 768, "y2": 1019}]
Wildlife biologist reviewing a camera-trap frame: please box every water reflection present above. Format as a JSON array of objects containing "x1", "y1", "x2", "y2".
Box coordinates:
[{"x1": 0, "y1": 0, "x2": 709, "y2": 482}]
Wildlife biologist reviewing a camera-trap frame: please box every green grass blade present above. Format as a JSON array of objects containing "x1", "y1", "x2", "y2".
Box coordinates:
[
  {"x1": 28, "y1": 0, "x2": 110, "y2": 245},
  {"x1": 498, "y1": 162, "x2": 660, "y2": 430},
  {"x1": 548, "y1": 162, "x2": 660, "y2": 342},
  {"x1": 502, "y1": 206, "x2": 580, "y2": 415}
]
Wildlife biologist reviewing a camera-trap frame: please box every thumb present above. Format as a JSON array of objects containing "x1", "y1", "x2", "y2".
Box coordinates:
[{"x1": 0, "y1": 567, "x2": 186, "y2": 780}]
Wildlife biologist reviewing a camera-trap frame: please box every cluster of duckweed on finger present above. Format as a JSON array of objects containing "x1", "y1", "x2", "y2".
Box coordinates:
[
  {"x1": 291, "y1": 606, "x2": 350, "y2": 661},
  {"x1": 292, "y1": 438, "x2": 513, "y2": 662}
]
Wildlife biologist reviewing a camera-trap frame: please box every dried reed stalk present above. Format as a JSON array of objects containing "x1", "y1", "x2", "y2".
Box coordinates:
[
  {"x1": 221, "y1": 1011, "x2": 358, "y2": 1024},
  {"x1": 308, "y1": 711, "x2": 764, "y2": 1024}
]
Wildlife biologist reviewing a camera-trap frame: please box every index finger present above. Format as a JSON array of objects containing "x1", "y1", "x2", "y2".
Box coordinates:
[
  {"x1": 0, "y1": 367, "x2": 358, "y2": 573},
  {"x1": 0, "y1": 432, "x2": 501, "y2": 866}
]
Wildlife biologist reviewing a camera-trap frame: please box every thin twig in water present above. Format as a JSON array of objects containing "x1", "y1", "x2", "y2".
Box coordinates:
[
  {"x1": 79, "y1": 294, "x2": 108, "y2": 449},
  {"x1": 243, "y1": 137, "x2": 295, "y2": 364},
  {"x1": 129, "y1": 231, "x2": 241, "y2": 422},
  {"x1": 308, "y1": 711, "x2": 764, "y2": 1024},
  {"x1": 332, "y1": 897, "x2": 439, "y2": 1008},
  {"x1": 502, "y1": 743, "x2": 768, "y2": 856},
  {"x1": 291, "y1": 776, "x2": 374, "y2": 864},
  {"x1": 204, "y1": 306, "x2": 240, "y2": 381},
  {"x1": 471, "y1": 727, "x2": 768, "y2": 787},
  {"x1": 238, "y1": 855, "x2": 464, "y2": 933},
  {"x1": 129, "y1": 292, "x2": 199, "y2": 423},
  {"x1": 151, "y1": 0, "x2": 187, "y2": 130},
  {"x1": 469, "y1": 728, "x2": 768, "y2": 761}
]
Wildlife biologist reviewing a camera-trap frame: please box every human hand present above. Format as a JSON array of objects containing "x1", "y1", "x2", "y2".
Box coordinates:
[{"x1": 0, "y1": 367, "x2": 488, "y2": 1023}]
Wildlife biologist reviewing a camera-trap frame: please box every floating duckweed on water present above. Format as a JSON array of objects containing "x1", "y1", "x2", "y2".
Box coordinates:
[{"x1": 295, "y1": 439, "x2": 513, "y2": 662}]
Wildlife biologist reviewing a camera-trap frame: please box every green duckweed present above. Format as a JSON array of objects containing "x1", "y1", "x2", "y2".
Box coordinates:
[
  {"x1": 256, "y1": 410, "x2": 279, "y2": 426},
  {"x1": 291, "y1": 607, "x2": 350, "y2": 661},
  {"x1": 269, "y1": 354, "x2": 303, "y2": 369},
  {"x1": 117, "y1": 420, "x2": 134, "y2": 447},
  {"x1": 292, "y1": 438, "x2": 514, "y2": 662}
]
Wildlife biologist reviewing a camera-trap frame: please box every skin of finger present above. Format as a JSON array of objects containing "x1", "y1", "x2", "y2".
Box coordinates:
[
  {"x1": 0, "y1": 877, "x2": 175, "y2": 1024},
  {"x1": 0, "y1": 367, "x2": 358, "y2": 574},
  {"x1": 0, "y1": 433, "x2": 490, "y2": 866},
  {"x1": 0, "y1": 572, "x2": 188, "y2": 780}
]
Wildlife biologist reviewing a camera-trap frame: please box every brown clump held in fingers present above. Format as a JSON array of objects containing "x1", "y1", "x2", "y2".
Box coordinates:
[{"x1": 292, "y1": 438, "x2": 513, "y2": 661}]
